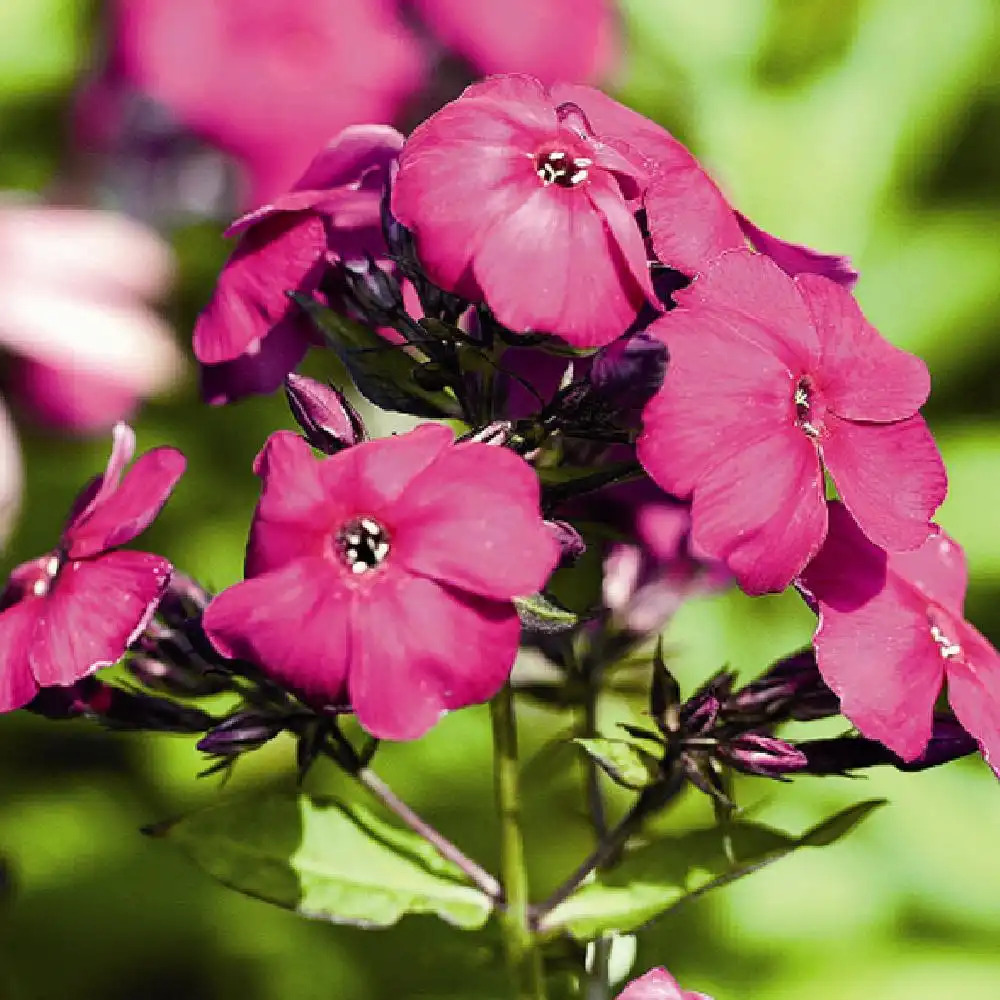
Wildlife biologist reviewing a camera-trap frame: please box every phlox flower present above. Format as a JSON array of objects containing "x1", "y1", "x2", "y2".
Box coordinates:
[
  {"x1": 194, "y1": 126, "x2": 403, "y2": 404},
  {"x1": 112, "y1": 0, "x2": 423, "y2": 203},
  {"x1": 548, "y1": 84, "x2": 857, "y2": 286},
  {"x1": 800, "y1": 501, "x2": 1000, "y2": 772},
  {"x1": 202, "y1": 424, "x2": 560, "y2": 741},
  {"x1": 392, "y1": 74, "x2": 657, "y2": 349},
  {"x1": 638, "y1": 250, "x2": 946, "y2": 595},
  {"x1": 413, "y1": 0, "x2": 619, "y2": 84},
  {"x1": 616, "y1": 967, "x2": 712, "y2": 1000},
  {"x1": 0, "y1": 423, "x2": 185, "y2": 712}
]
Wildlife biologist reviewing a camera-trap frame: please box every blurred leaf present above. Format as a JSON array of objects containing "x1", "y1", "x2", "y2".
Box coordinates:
[
  {"x1": 0, "y1": 0, "x2": 87, "y2": 101},
  {"x1": 148, "y1": 791, "x2": 493, "y2": 930},
  {"x1": 542, "y1": 799, "x2": 885, "y2": 940},
  {"x1": 295, "y1": 296, "x2": 462, "y2": 419},
  {"x1": 514, "y1": 592, "x2": 581, "y2": 634},
  {"x1": 574, "y1": 738, "x2": 661, "y2": 791}
]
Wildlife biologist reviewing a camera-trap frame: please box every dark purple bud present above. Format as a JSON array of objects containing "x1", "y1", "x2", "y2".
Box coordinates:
[
  {"x1": 197, "y1": 710, "x2": 288, "y2": 757},
  {"x1": 726, "y1": 649, "x2": 840, "y2": 725},
  {"x1": 127, "y1": 652, "x2": 230, "y2": 697},
  {"x1": 158, "y1": 572, "x2": 213, "y2": 619},
  {"x1": 650, "y1": 637, "x2": 682, "y2": 733},
  {"x1": 546, "y1": 519, "x2": 586, "y2": 568},
  {"x1": 589, "y1": 332, "x2": 668, "y2": 416},
  {"x1": 285, "y1": 373, "x2": 365, "y2": 455},
  {"x1": 721, "y1": 733, "x2": 809, "y2": 778},
  {"x1": 899, "y1": 716, "x2": 979, "y2": 770},
  {"x1": 341, "y1": 254, "x2": 405, "y2": 324},
  {"x1": 681, "y1": 692, "x2": 721, "y2": 735},
  {"x1": 28, "y1": 677, "x2": 214, "y2": 734}
]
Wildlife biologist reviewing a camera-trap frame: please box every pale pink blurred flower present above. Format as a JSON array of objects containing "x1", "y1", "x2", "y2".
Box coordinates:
[{"x1": 0, "y1": 200, "x2": 184, "y2": 540}]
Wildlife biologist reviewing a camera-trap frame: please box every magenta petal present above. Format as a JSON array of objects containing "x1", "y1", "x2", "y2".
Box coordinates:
[
  {"x1": 349, "y1": 573, "x2": 520, "y2": 740},
  {"x1": 889, "y1": 528, "x2": 968, "y2": 616},
  {"x1": 737, "y1": 213, "x2": 858, "y2": 288},
  {"x1": 393, "y1": 441, "x2": 559, "y2": 599},
  {"x1": 192, "y1": 213, "x2": 326, "y2": 365},
  {"x1": 616, "y1": 968, "x2": 711, "y2": 1000},
  {"x1": 202, "y1": 560, "x2": 350, "y2": 705},
  {"x1": 0, "y1": 598, "x2": 42, "y2": 712},
  {"x1": 821, "y1": 414, "x2": 946, "y2": 553},
  {"x1": 29, "y1": 551, "x2": 171, "y2": 688},
  {"x1": 475, "y1": 183, "x2": 643, "y2": 346},
  {"x1": 199, "y1": 320, "x2": 311, "y2": 405},
  {"x1": 66, "y1": 421, "x2": 136, "y2": 528},
  {"x1": 246, "y1": 431, "x2": 340, "y2": 578},
  {"x1": 796, "y1": 274, "x2": 930, "y2": 421},
  {"x1": 65, "y1": 446, "x2": 186, "y2": 559},
  {"x1": 346, "y1": 423, "x2": 454, "y2": 509},
  {"x1": 676, "y1": 251, "x2": 820, "y2": 370},
  {"x1": 946, "y1": 622, "x2": 1000, "y2": 774},
  {"x1": 690, "y1": 426, "x2": 826, "y2": 595},
  {"x1": 638, "y1": 310, "x2": 792, "y2": 497}
]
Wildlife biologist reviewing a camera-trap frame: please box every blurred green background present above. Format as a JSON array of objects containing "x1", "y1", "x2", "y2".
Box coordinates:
[{"x1": 1, "y1": 0, "x2": 999, "y2": 997}]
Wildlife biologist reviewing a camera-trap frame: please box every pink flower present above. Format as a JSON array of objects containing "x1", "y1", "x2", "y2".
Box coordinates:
[
  {"x1": 548, "y1": 84, "x2": 857, "y2": 285},
  {"x1": 0, "y1": 201, "x2": 183, "y2": 426},
  {"x1": 113, "y1": 0, "x2": 423, "y2": 203},
  {"x1": 637, "y1": 250, "x2": 946, "y2": 595},
  {"x1": 391, "y1": 75, "x2": 657, "y2": 349},
  {"x1": 0, "y1": 423, "x2": 185, "y2": 713},
  {"x1": 799, "y1": 501, "x2": 1000, "y2": 771},
  {"x1": 616, "y1": 967, "x2": 712, "y2": 1000},
  {"x1": 193, "y1": 126, "x2": 403, "y2": 404},
  {"x1": 202, "y1": 424, "x2": 560, "y2": 740},
  {"x1": 413, "y1": 0, "x2": 619, "y2": 84}
]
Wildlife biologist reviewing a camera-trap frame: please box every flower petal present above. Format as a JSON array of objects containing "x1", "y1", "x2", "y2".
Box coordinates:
[
  {"x1": 689, "y1": 424, "x2": 826, "y2": 594},
  {"x1": 638, "y1": 309, "x2": 793, "y2": 497},
  {"x1": 202, "y1": 560, "x2": 351, "y2": 705},
  {"x1": 392, "y1": 441, "x2": 559, "y2": 599},
  {"x1": 29, "y1": 551, "x2": 171, "y2": 688},
  {"x1": 349, "y1": 574, "x2": 519, "y2": 740},
  {"x1": 800, "y1": 504, "x2": 942, "y2": 761},
  {"x1": 737, "y1": 213, "x2": 858, "y2": 287},
  {"x1": 246, "y1": 431, "x2": 341, "y2": 577},
  {"x1": 821, "y1": 414, "x2": 946, "y2": 553},
  {"x1": 888, "y1": 527, "x2": 968, "y2": 616},
  {"x1": 0, "y1": 598, "x2": 41, "y2": 712},
  {"x1": 796, "y1": 273, "x2": 929, "y2": 421},
  {"x1": 946, "y1": 621, "x2": 1000, "y2": 775},
  {"x1": 65, "y1": 445, "x2": 186, "y2": 559},
  {"x1": 675, "y1": 250, "x2": 820, "y2": 370}
]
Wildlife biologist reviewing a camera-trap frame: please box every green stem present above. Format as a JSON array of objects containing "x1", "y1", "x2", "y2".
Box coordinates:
[{"x1": 490, "y1": 686, "x2": 547, "y2": 1000}]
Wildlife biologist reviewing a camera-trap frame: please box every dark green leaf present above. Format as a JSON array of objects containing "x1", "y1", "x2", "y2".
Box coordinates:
[
  {"x1": 574, "y1": 738, "x2": 662, "y2": 791},
  {"x1": 541, "y1": 799, "x2": 886, "y2": 940},
  {"x1": 147, "y1": 791, "x2": 493, "y2": 930},
  {"x1": 295, "y1": 296, "x2": 461, "y2": 419}
]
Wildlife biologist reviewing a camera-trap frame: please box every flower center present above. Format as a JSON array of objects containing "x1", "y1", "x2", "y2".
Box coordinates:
[
  {"x1": 336, "y1": 516, "x2": 390, "y2": 575},
  {"x1": 930, "y1": 623, "x2": 962, "y2": 660},
  {"x1": 535, "y1": 150, "x2": 592, "y2": 188},
  {"x1": 794, "y1": 376, "x2": 821, "y2": 439}
]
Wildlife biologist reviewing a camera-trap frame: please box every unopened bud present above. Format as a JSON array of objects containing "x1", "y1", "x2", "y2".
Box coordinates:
[
  {"x1": 589, "y1": 332, "x2": 668, "y2": 418},
  {"x1": 546, "y1": 519, "x2": 586, "y2": 568},
  {"x1": 722, "y1": 733, "x2": 808, "y2": 778},
  {"x1": 341, "y1": 255, "x2": 405, "y2": 324},
  {"x1": 197, "y1": 710, "x2": 287, "y2": 757},
  {"x1": 285, "y1": 373, "x2": 365, "y2": 454},
  {"x1": 726, "y1": 650, "x2": 840, "y2": 725}
]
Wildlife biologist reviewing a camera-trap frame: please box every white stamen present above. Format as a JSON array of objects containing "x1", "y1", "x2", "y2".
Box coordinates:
[
  {"x1": 930, "y1": 624, "x2": 961, "y2": 659},
  {"x1": 548, "y1": 151, "x2": 567, "y2": 160},
  {"x1": 569, "y1": 169, "x2": 589, "y2": 184}
]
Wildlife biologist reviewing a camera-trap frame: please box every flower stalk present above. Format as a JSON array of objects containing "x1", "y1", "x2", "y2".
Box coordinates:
[{"x1": 490, "y1": 685, "x2": 547, "y2": 1000}]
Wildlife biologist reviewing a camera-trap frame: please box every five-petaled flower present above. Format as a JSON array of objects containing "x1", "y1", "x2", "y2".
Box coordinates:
[
  {"x1": 799, "y1": 501, "x2": 1000, "y2": 773},
  {"x1": 194, "y1": 125, "x2": 403, "y2": 404},
  {"x1": 392, "y1": 74, "x2": 657, "y2": 348},
  {"x1": 0, "y1": 423, "x2": 185, "y2": 712},
  {"x1": 615, "y1": 967, "x2": 712, "y2": 1000},
  {"x1": 201, "y1": 423, "x2": 560, "y2": 741},
  {"x1": 638, "y1": 250, "x2": 947, "y2": 595}
]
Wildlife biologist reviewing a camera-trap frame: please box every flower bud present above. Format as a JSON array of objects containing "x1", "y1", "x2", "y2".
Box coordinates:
[
  {"x1": 197, "y1": 710, "x2": 288, "y2": 757},
  {"x1": 721, "y1": 733, "x2": 808, "y2": 778},
  {"x1": 340, "y1": 254, "x2": 405, "y2": 324},
  {"x1": 725, "y1": 649, "x2": 840, "y2": 725},
  {"x1": 546, "y1": 519, "x2": 586, "y2": 568},
  {"x1": 285, "y1": 373, "x2": 365, "y2": 454},
  {"x1": 589, "y1": 332, "x2": 668, "y2": 417}
]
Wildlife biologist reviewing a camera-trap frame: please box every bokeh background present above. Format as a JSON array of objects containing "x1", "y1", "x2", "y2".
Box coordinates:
[{"x1": 1, "y1": 0, "x2": 999, "y2": 997}]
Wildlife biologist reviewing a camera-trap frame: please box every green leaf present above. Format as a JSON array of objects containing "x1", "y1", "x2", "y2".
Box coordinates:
[
  {"x1": 514, "y1": 592, "x2": 582, "y2": 634},
  {"x1": 574, "y1": 738, "x2": 662, "y2": 791},
  {"x1": 541, "y1": 799, "x2": 885, "y2": 940},
  {"x1": 147, "y1": 791, "x2": 493, "y2": 930},
  {"x1": 295, "y1": 296, "x2": 461, "y2": 419}
]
